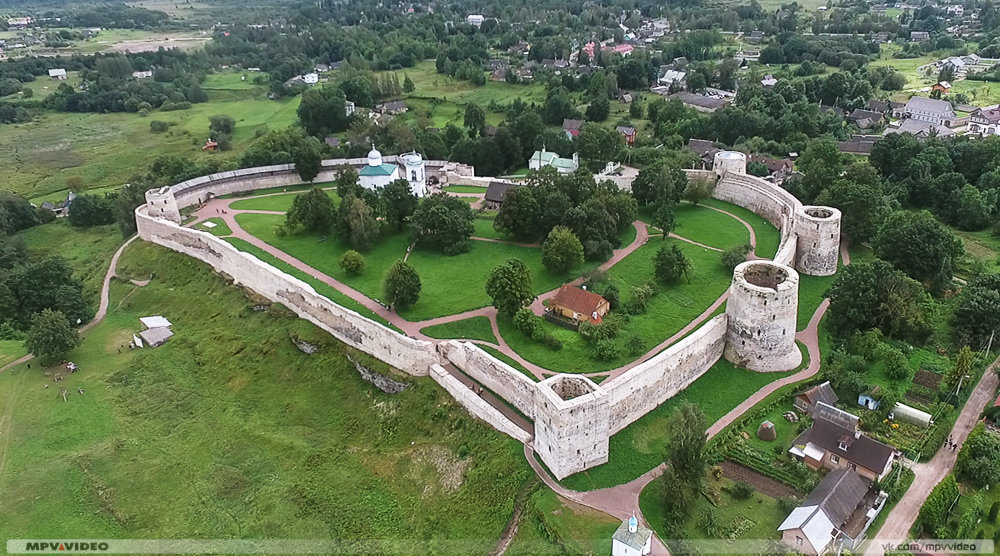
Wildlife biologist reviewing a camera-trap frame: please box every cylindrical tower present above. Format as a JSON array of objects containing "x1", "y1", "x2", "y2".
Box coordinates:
[
  {"x1": 713, "y1": 151, "x2": 746, "y2": 178},
  {"x1": 401, "y1": 151, "x2": 426, "y2": 197},
  {"x1": 794, "y1": 205, "x2": 842, "y2": 277},
  {"x1": 144, "y1": 186, "x2": 181, "y2": 224},
  {"x1": 724, "y1": 261, "x2": 801, "y2": 372}
]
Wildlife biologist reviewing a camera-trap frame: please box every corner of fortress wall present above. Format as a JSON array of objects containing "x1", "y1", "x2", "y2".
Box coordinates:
[
  {"x1": 135, "y1": 205, "x2": 439, "y2": 377},
  {"x1": 136, "y1": 158, "x2": 841, "y2": 480}
]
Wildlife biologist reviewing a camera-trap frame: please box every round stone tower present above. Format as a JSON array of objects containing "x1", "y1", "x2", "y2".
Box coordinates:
[
  {"x1": 713, "y1": 150, "x2": 747, "y2": 178},
  {"x1": 144, "y1": 186, "x2": 181, "y2": 224},
  {"x1": 724, "y1": 261, "x2": 801, "y2": 372},
  {"x1": 794, "y1": 205, "x2": 842, "y2": 277}
]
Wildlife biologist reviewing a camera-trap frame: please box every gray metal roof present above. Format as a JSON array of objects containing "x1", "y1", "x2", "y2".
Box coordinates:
[
  {"x1": 904, "y1": 96, "x2": 955, "y2": 115},
  {"x1": 612, "y1": 520, "x2": 653, "y2": 551},
  {"x1": 803, "y1": 468, "x2": 870, "y2": 526}
]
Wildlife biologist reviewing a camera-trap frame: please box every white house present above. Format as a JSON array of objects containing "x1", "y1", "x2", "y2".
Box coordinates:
[
  {"x1": 345, "y1": 100, "x2": 356, "y2": 117},
  {"x1": 612, "y1": 516, "x2": 652, "y2": 556},
  {"x1": 969, "y1": 107, "x2": 1000, "y2": 136},
  {"x1": 359, "y1": 146, "x2": 400, "y2": 191},
  {"x1": 132, "y1": 70, "x2": 153, "y2": 79},
  {"x1": 303, "y1": 72, "x2": 319, "y2": 85},
  {"x1": 761, "y1": 74, "x2": 778, "y2": 87},
  {"x1": 48, "y1": 68, "x2": 67, "y2": 80},
  {"x1": 467, "y1": 14, "x2": 485, "y2": 28},
  {"x1": 528, "y1": 148, "x2": 578, "y2": 174}
]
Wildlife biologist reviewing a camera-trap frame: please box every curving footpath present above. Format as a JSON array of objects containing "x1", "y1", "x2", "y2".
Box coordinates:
[{"x1": 0, "y1": 235, "x2": 138, "y2": 374}]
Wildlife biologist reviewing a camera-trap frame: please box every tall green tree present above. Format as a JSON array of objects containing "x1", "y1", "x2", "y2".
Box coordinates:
[
  {"x1": 827, "y1": 260, "x2": 932, "y2": 341},
  {"x1": 815, "y1": 163, "x2": 891, "y2": 245},
  {"x1": 292, "y1": 136, "x2": 324, "y2": 183},
  {"x1": 919, "y1": 474, "x2": 959, "y2": 537},
  {"x1": 494, "y1": 187, "x2": 540, "y2": 241},
  {"x1": 464, "y1": 103, "x2": 486, "y2": 137},
  {"x1": 25, "y1": 309, "x2": 80, "y2": 360},
  {"x1": 285, "y1": 188, "x2": 335, "y2": 234},
  {"x1": 335, "y1": 165, "x2": 363, "y2": 199},
  {"x1": 297, "y1": 85, "x2": 351, "y2": 137},
  {"x1": 952, "y1": 273, "x2": 1000, "y2": 348},
  {"x1": 381, "y1": 179, "x2": 418, "y2": 230},
  {"x1": 68, "y1": 194, "x2": 115, "y2": 227},
  {"x1": 409, "y1": 194, "x2": 475, "y2": 254},
  {"x1": 486, "y1": 259, "x2": 535, "y2": 317},
  {"x1": 344, "y1": 196, "x2": 380, "y2": 251},
  {"x1": 383, "y1": 260, "x2": 421, "y2": 310},
  {"x1": 873, "y1": 210, "x2": 964, "y2": 291},
  {"x1": 541, "y1": 226, "x2": 584, "y2": 274},
  {"x1": 666, "y1": 403, "x2": 707, "y2": 485}
]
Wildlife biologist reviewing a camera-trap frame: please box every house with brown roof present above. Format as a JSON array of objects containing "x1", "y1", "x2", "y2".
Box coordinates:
[
  {"x1": 794, "y1": 381, "x2": 838, "y2": 415},
  {"x1": 548, "y1": 285, "x2": 610, "y2": 325},
  {"x1": 375, "y1": 100, "x2": 407, "y2": 114},
  {"x1": 749, "y1": 154, "x2": 794, "y2": 182},
  {"x1": 789, "y1": 409, "x2": 898, "y2": 481},
  {"x1": 969, "y1": 107, "x2": 1000, "y2": 137},
  {"x1": 686, "y1": 138, "x2": 720, "y2": 166},
  {"x1": 483, "y1": 181, "x2": 520, "y2": 209},
  {"x1": 778, "y1": 468, "x2": 888, "y2": 555},
  {"x1": 616, "y1": 125, "x2": 637, "y2": 145},
  {"x1": 562, "y1": 118, "x2": 584, "y2": 138}
]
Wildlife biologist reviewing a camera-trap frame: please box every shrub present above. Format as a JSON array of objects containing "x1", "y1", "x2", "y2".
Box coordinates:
[
  {"x1": 35, "y1": 206, "x2": 55, "y2": 224},
  {"x1": 721, "y1": 244, "x2": 751, "y2": 270},
  {"x1": 778, "y1": 497, "x2": 799, "y2": 514},
  {"x1": 990, "y1": 501, "x2": 999, "y2": 523},
  {"x1": 626, "y1": 283, "x2": 655, "y2": 314},
  {"x1": 542, "y1": 335, "x2": 563, "y2": 351},
  {"x1": 591, "y1": 337, "x2": 620, "y2": 361},
  {"x1": 339, "y1": 250, "x2": 365, "y2": 276},
  {"x1": 513, "y1": 307, "x2": 545, "y2": 341},
  {"x1": 149, "y1": 120, "x2": 170, "y2": 133},
  {"x1": 625, "y1": 334, "x2": 645, "y2": 356},
  {"x1": 731, "y1": 481, "x2": 755, "y2": 500}
]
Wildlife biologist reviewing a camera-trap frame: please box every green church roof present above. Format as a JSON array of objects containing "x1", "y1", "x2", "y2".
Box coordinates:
[
  {"x1": 359, "y1": 163, "x2": 398, "y2": 177},
  {"x1": 530, "y1": 150, "x2": 557, "y2": 164}
]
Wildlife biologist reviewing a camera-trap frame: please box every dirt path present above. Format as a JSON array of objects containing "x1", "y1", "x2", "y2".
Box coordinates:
[
  {"x1": 863, "y1": 357, "x2": 1000, "y2": 556},
  {"x1": 0, "y1": 235, "x2": 138, "y2": 375}
]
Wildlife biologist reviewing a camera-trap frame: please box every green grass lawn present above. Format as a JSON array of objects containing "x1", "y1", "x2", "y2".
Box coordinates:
[
  {"x1": 229, "y1": 188, "x2": 340, "y2": 212},
  {"x1": 0, "y1": 241, "x2": 532, "y2": 546},
  {"x1": 559, "y1": 348, "x2": 804, "y2": 491},
  {"x1": 948, "y1": 80, "x2": 1000, "y2": 107},
  {"x1": 1, "y1": 71, "x2": 84, "y2": 101},
  {"x1": 951, "y1": 225, "x2": 1000, "y2": 278},
  {"x1": 420, "y1": 316, "x2": 497, "y2": 344},
  {"x1": 640, "y1": 470, "x2": 785, "y2": 547},
  {"x1": 473, "y1": 215, "x2": 505, "y2": 240},
  {"x1": 195, "y1": 217, "x2": 232, "y2": 236},
  {"x1": 14, "y1": 220, "x2": 124, "y2": 309},
  {"x1": 233, "y1": 213, "x2": 598, "y2": 322},
  {"x1": 1, "y1": 84, "x2": 300, "y2": 203},
  {"x1": 672, "y1": 202, "x2": 751, "y2": 249},
  {"x1": 500, "y1": 238, "x2": 733, "y2": 374},
  {"x1": 443, "y1": 185, "x2": 488, "y2": 194},
  {"x1": 507, "y1": 487, "x2": 621, "y2": 555},
  {"x1": 701, "y1": 199, "x2": 781, "y2": 258},
  {"x1": 797, "y1": 272, "x2": 835, "y2": 330},
  {"x1": 223, "y1": 238, "x2": 398, "y2": 330},
  {"x1": 0, "y1": 339, "x2": 26, "y2": 368}
]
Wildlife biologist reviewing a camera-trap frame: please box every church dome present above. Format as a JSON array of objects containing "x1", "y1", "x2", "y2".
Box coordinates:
[
  {"x1": 401, "y1": 151, "x2": 423, "y2": 165},
  {"x1": 367, "y1": 147, "x2": 382, "y2": 166}
]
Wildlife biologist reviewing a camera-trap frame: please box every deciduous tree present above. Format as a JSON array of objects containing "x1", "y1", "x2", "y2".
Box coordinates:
[
  {"x1": 25, "y1": 309, "x2": 80, "y2": 360},
  {"x1": 486, "y1": 259, "x2": 535, "y2": 317},
  {"x1": 383, "y1": 260, "x2": 421, "y2": 309},
  {"x1": 541, "y1": 226, "x2": 584, "y2": 274}
]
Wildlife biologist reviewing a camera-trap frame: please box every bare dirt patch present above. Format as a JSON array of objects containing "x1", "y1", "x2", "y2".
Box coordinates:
[
  {"x1": 106, "y1": 36, "x2": 209, "y2": 53},
  {"x1": 409, "y1": 444, "x2": 468, "y2": 497},
  {"x1": 720, "y1": 460, "x2": 801, "y2": 499}
]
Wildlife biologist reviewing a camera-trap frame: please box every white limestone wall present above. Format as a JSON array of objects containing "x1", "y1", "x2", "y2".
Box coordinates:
[
  {"x1": 534, "y1": 375, "x2": 610, "y2": 479},
  {"x1": 136, "y1": 208, "x2": 439, "y2": 376},
  {"x1": 437, "y1": 340, "x2": 538, "y2": 418},
  {"x1": 603, "y1": 314, "x2": 728, "y2": 434},
  {"x1": 429, "y1": 364, "x2": 532, "y2": 443},
  {"x1": 713, "y1": 172, "x2": 802, "y2": 231}
]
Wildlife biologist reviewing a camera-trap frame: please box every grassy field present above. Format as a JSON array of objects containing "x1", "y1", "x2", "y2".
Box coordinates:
[
  {"x1": 0, "y1": 71, "x2": 84, "y2": 101},
  {"x1": 0, "y1": 72, "x2": 300, "y2": 203},
  {"x1": 443, "y1": 185, "x2": 488, "y2": 194},
  {"x1": 229, "y1": 188, "x2": 340, "y2": 212},
  {"x1": 701, "y1": 199, "x2": 781, "y2": 258},
  {"x1": 420, "y1": 316, "x2": 497, "y2": 344},
  {"x1": 559, "y1": 347, "x2": 805, "y2": 491},
  {"x1": 233, "y1": 212, "x2": 599, "y2": 322},
  {"x1": 0, "y1": 339, "x2": 26, "y2": 368},
  {"x1": 14, "y1": 220, "x2": 124, "y2": 308},
  {"x1": 672, "y1": 202, "x2": 751, "y2": 248},
  {"x1": 0, "y1": 241, "x2": 534, "y2": 547},
  {"x1": 951, "y1": 225, "x2": 1000, "y2": 278},
  {"x1": 195, "y1": 217, "x2": 232, "y2": 236},
  {"x1": 797, "y1": 271, "x2": 835, "y2": 330},
  {"x1": 507, "y1": 488, "x2": 621, "y2": 555}
]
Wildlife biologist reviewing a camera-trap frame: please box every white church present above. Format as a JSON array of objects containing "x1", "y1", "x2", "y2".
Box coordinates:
[{"x1": 358, "y1": 146, "x2": 427, "y2": 197}]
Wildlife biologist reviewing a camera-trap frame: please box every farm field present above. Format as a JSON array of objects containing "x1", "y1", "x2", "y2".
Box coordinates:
[
  {"x1": 0, "y1": 242, "x2": 538, "y2": 547},
  {"x1": 0, "y1": 72, "x2": 299, "y2": 203}
]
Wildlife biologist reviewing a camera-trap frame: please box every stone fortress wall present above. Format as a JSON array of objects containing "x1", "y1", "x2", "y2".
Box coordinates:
[{"x1": 136, "y1": 152, "x2": 841, "y2": 481}]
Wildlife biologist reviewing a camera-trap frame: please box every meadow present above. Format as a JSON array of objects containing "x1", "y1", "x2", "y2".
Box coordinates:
[
  {"x1": 0, "y1": 242, "x2": 540, "y2": 548},
  {"x1": 0, "y1": 72, "x2": 299, "y2": 203}
]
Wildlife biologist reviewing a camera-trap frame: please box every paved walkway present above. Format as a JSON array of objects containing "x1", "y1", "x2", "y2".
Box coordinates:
[
  {"x1": 864, "y1": 357, "x2": 1000, "y2": 556},
  {"x1": 0, "y1": 235, "x2": 138, "y2": 374}
]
